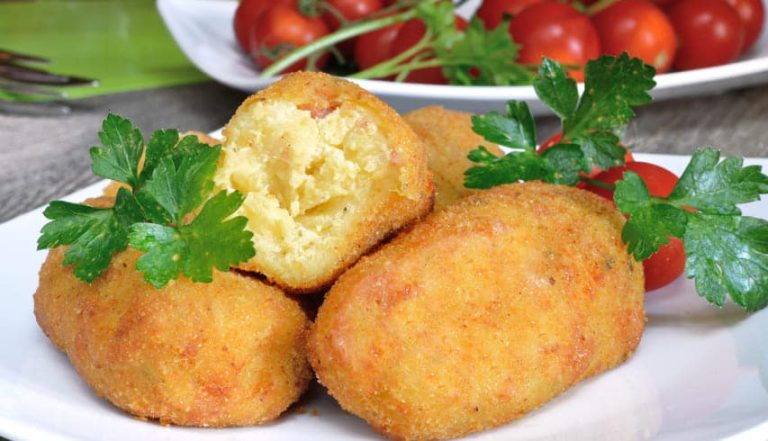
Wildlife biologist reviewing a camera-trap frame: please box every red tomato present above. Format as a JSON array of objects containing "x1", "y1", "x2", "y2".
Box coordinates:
[
  {"x1": 355, "y1": 21, "x2": 406, "y2": 70},
  {"x1": 584, "y1": 161, "x2": 685, "y2": 291},
  {"x1": 642, "y1": 237, "x2": 686, "y2": 291},
  {"x1": 250, "y1": 5, "x2": 330, "y2": 72},
  {"x1": 666, "y1": 0, "x2": 746, "y2": 70},
  {"x1": 389, "y1": 16, "x2": 468, "y2": 84},
  {"x1": 537, "y1": 132, "x2": 634, "y2": 179},
  {"x1": 234, "y1": 0, "x2": 287, "y2": 53},
  {"x1": 724, "y1": 0, "x2": 765, "y2": 53},
  {"x1": 591, "y1": 0, "x2": 677, "y2": 73},
  {"x1": 322, "y1": 0, "x2": 383, "y2": 30},
  {"x1": 509, "y1": 1, "x2": 601, "y2": 81},
  {"x1": 475, "y1": 0, "x2": 545, "y2": 29}
]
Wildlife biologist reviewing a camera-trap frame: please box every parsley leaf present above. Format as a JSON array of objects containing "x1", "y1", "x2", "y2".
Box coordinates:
[
  {"x1": 564, "y1": 53, "x2": 656, "y2": 136},
  {"x1": 684, "y1": 214, "x2": 768, "y2": 311},
  {"x1": 532, "y1": 58, "x2": 578, "y2": 120},
  {"x1": 470, "y1": 101, "x2": 537, "y2": 150},
  {"x1": 129, "y1": 191, "x2": 255, "y2": 287},
  {"x1": 669, "y1": 148, "x2": 768, "y2": 215},
  {"x1": 37, "y1": 187, "x2": 143, "y2": 281},
  {"x1": 90, "y1": 114, "x2": 145, "y2": 188},
  {"x1": 614, "y1": 172, "x2": 688, "y2": 260},
  {"x1": 142, "y1": 128, "x2": 179, "y2": 183},
  {"x1": 141, "y1": 145, "x2": 221, "y2": 226}
]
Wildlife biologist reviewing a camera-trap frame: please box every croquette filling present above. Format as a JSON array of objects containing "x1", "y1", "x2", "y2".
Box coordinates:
[{"x1": 214, "y1": 100, "x2": 394, "y2": 278}]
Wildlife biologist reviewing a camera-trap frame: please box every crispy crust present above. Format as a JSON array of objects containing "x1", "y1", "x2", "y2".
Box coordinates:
[
  {"x1": 218, "y1": 72, "x2": 434, "y2": 294},
  {"x1": 34, "y1": 247, "x2": 312, "y2": 427},
  {"x1": 308, "y1": 182, "x2": 646, "y2": 440},
  {"x1": 404, "y1": 106, "x2": 504, "y2": 209}
]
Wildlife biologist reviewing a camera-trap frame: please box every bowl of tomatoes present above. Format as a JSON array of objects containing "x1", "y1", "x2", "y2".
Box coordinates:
[{"x1": 157, "y1": 0, "x2": 768, "y2": 114}]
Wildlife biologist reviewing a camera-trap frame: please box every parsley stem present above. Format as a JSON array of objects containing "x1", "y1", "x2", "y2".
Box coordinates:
[
  {"x1": 260, "y1": 10, "x2": 416, "y2": 78},
  {"x1": 580, "y1": 176, "x2": 615, "y2": 191}
]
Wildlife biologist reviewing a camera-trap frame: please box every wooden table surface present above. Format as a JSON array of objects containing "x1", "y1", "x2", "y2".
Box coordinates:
[{"x1": 1, "y1": 80, "x2": 768, "y2": 223}]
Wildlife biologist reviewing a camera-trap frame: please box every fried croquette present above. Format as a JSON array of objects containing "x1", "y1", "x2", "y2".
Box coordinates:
[
  {"x1": 404, "y1": 106, "x2": 503, "y2": 209},
  {"x1": 34, "y1": 247, "x2": 312, "y2": 427},
  {"x1": 214, "y1": 72, "x2": 434, "y2": 293},
  {"x1": 308, "y1": 182, "x2": 645, "y2": 440}
]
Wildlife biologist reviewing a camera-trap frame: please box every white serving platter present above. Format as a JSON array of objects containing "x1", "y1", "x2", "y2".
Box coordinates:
[
  {"x1": 1, "y1": 153, "x2": 767, "y2": 441},
  {"x1": 157, "y1": 0, "x2": 768, "y2": 114}
]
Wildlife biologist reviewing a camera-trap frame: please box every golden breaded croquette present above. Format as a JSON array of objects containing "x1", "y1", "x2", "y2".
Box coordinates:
[
  {"x1": 214, "y1": 72, "x2": 434, "y2": 294},
  {"x1": 404, "y1": 106, "x2": 504, "y2": 209},
  {"x1": 34, "y1": 247, "x2": 312, "y2": 427},
  {"x1": 308, "y1": 183, "x2": 645, "y2": 440}
]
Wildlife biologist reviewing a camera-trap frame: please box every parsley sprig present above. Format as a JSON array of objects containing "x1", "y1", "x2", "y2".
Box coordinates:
[
  {"x1": 616, "y1": 150, "x2": 768, "y2": 311},
  {"x1": 464, "y1": 55, "x2": 768, "y2": 312},
  {"x1": 38, "y1": 114, "x2": 255, "y2": 288},
  {"x1": 260, "y1": 1, "x2": 532, "y2": 86},
  {"x1": 465, "y1": 53, "x2": 655, "y2": 188}
]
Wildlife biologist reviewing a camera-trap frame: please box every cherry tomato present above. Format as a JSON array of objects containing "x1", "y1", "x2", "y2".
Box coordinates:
[
  {"x1": 234, "y1": 0, "x2": 287, "y2": 53},
  {"x1": 475, "y1": 0, "x2": 545, "y2": 30},
  {"x1": 583, "y1": 161, "x2": 685, "y2": 291},
  {"x1": 355, "y1": 20, "x2": 406, "y2": 70},
  {"x1": 322, "y1": 0, "x2": 383, "y2": 30},
  {"x1": 537, "y1": 132, "x2": 634, "y2": 179},
  {"x1": 250, "y1": 5, "x2": 330, "y2": 72},
  {"x1": 509, "y1": 1, "x2": 601, "y2": 81},
  {"x1": 666, "y1": 0, "x2": 746, "y2": 70},
  {"x1": 389, "y1": 16, "x2": 468, "y2": 84},
  {"x1": 642, "y1": 237, "x2": 686, "y2": 291},
  {"x1": 591, "y1": 0, "x2": 677, "y2": 73},
  {"x1": 724, "y1": 0, "x2": 765, "y2": 53}
]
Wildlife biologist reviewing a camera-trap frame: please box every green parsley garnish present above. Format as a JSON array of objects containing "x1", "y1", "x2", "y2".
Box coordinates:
[
  {"x1": 465, "y1": 53, "x2": 655, "y2": 188},
  {"x1": 37, "y1": 114, "x2": 255, "y2": 288},
  {"x1": 616, "y1": 150, "x2": 768, "y2": 311},
  {"x1": 464, "y1": 55, "x2": 768, "y2": 312}
]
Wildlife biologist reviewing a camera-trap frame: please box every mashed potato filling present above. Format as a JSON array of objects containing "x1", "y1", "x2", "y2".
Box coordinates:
[{"x1": 214, "y1": 100, "x2": 394, "y2": 280}]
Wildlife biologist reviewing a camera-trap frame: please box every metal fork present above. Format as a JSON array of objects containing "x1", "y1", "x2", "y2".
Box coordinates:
[{"x1": 0, "y1": 48, "x2": 98, "y2": 116}]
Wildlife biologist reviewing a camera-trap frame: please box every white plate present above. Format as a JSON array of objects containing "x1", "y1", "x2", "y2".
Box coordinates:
[
  {"x1": 1, "y1": 153, "x2": 768, "y2": 441},
  {"x1": 157, "y1": 0, "x2": 768, "y2": 114}
]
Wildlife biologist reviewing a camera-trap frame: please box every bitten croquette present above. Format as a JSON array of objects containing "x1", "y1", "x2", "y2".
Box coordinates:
[{"x1": 214, "y1": 72, "x2": 434, "y2": 293}]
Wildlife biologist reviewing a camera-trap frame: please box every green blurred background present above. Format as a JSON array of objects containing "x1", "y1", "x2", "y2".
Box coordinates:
[{"x1": 0, "y1": 0, "x2": 209, "y2": 100}]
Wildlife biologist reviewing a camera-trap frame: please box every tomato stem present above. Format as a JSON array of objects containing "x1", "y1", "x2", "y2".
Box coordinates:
[
  {"x1": 348, "y1": 33, "x2": 432, "y2": 80},
  {"x1": 585, "y1": 0, "x2": 620, "y2": 15},
  {"x1": 260, "y1": 9, "x2": 417, "y2": 78}
]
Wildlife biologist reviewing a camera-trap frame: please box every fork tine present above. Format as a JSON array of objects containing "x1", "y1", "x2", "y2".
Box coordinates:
[
  {"x1": 0, "y1": 48, "x2": 49, "y2": 64},
  {"x1": 0, "y1": 79, "x2": 67, "y2": 98},
  {"x1": 0, "y1": 62, "x2": 97, "y2": 86},
  {"x1": 0, "y1": 100, "x2": 71, "y2": 116}
]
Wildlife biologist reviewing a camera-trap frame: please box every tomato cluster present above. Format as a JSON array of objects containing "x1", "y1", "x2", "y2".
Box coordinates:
[
  {"x1": 233, "y1": 0, "x2": 764, "y2": 82},
  {"x1": 478, "y1": 0, "x2": 764, "y2": 76}
]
